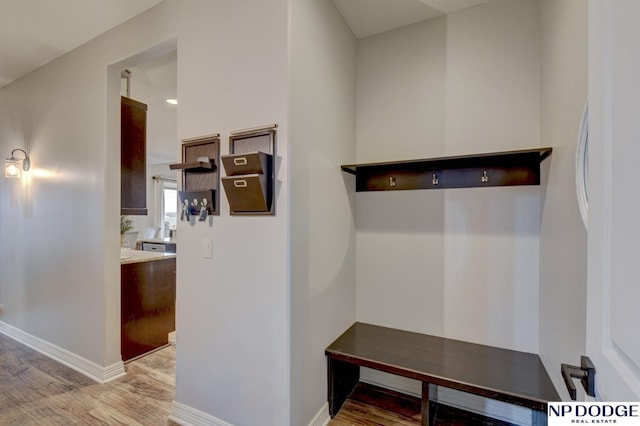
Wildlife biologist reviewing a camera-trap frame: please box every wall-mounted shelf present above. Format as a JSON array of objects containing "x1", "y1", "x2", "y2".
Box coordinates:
[
  {"x1": 170, "y1": 134, "x2": 220, "y2": 217},
  {"x1": 169, "y1": 161, "x2": 212, "y2": 171},
  {"x1": 341, "y1": 147, "x2": 552, "y2": 192}
]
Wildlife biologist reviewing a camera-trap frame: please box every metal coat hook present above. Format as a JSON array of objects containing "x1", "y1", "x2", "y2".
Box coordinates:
[
  {"x1": 481, "y1": 170, "x2": 489, "y2": 183},
  {"x1": 181, "y1": 199, "x2": 190, "y2": 221},
  {"x1": 389, "y1": 176, "x2": 396, "y2": 187},
  {"x1": 180, "y1": 198, "x2": 201, "y2": 221},
  {"x1": 199, "y1": 198, "x2": 208, "y2": 221},
  {"x1": 432, "y1": 173, "x2": 439, "y2": 186}
]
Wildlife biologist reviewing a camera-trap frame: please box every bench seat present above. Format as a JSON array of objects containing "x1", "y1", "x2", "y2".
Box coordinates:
[{"x1": 325, "y1": 322, "x2": 559, "y2": 425}]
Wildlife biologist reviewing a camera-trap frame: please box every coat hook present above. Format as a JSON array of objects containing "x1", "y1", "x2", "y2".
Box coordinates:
[
  {"x1": 481, "y1": 170, "x2": 489, "y2": 183},
  {"x1": 389, "y1": 176, "x2": 396, "y2": 187},
  {"x1": 432, "y1": 173, "x2": 439, "y2": 186},
  {"x1": 181, "y1": 199, "x2": 190, "y2": 221},
  {"x1": 199, "y1": 198, "x2": 208, "y2": 221}
]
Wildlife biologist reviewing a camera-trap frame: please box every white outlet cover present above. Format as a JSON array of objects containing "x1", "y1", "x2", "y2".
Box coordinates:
[{"x1": 202, "y1": 238, "x2": 212, "y2": 258}]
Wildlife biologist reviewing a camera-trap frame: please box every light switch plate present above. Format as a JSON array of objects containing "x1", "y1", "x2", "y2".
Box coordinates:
[{"x1": 202, "y1": 238, "x2": 212, "y2": 258}]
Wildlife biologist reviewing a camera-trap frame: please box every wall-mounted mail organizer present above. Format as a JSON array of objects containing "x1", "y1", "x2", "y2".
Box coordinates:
[
  {"x1": 221, "y1": 124, "x2": 276, "y2": 215},
  {"x1": 169, "y1": 134, "x2": 220, "y2": 220},
  {"x1": 341, "y1": 147, "x2": 552, "y2": 192}
]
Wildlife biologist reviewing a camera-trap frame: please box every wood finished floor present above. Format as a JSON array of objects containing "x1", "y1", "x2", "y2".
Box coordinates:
[
  {"x1": 1, "y1": 333, "x2": 511, "y2": 425},
  {"x1": 329, "y1": 398, "x2": 421, "y2": 426},
  {"x1": 329, "y1": 400, "x2": 514, "y2": 426},
  {"x1": 0, "y1": 333, "x2": 177, "y2": 425},
  {"x1": 329, "y1": 383, "x2": 516, "y2": 426}
]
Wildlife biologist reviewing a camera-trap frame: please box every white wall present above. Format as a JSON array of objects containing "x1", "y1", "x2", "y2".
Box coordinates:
[
  {"x1": 538, "y1": 0, "x2": 588, "y2": 400},
  {"x1": 442, "y1": 0, "x2": 541, "y2": 352},
  {"x1": 356, "y1": 0, "x2": 541, "y2": 353},
  {"x1": 355, "y1": 16, "x2": 447, "y2": 163},
  {"x1": 355, "y1": 15, "x2": 447, "y2": 337},
  {"x1": 0, "y1": 1, "x2": 290, "y2": 425},
  {"x1": 0, "y1": 50, "x2": 111, "y2": 366},
  {"x1": 128, "y1": 50, "x2": 178, "y2": 166},
  {"x1": 126, "y1": 52, "x2": 178, "y2": 235},
  {"x1": 353, "y1": 3, "x2": 543, "y2": 422},
  {"x1": 289, "y1": 0, "x2": 357, "y2": 424}
]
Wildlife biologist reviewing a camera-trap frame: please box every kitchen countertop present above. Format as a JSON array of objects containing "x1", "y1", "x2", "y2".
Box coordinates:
[{"x1": 120, "y1": 249, "x2": 176, "y2": 265}]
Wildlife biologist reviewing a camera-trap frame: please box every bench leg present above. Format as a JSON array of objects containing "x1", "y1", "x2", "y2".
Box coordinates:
[
  {"x1": 421, "y1": 382, "x2": 432, "y2": 426},
  {"x1": 327, "y1": 357, "x2": 359, "y2": 418}
]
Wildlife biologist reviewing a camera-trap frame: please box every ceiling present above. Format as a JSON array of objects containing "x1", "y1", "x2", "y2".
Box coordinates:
[
  {"x1": 0, "y1": 0, "x2": 494, "y2": 163},
  {"x1": 0, "y1": 0, "x2": 163, "y2": 88},
  {"x1": 0, "y1": 0, "x2": 498, "y2": 88},
  {"x1": 0, "y1": 0, "x2": 495, "y2": 165},
  {"x1": 332, "y1": 0, "x2": 495, "y2": 39}
]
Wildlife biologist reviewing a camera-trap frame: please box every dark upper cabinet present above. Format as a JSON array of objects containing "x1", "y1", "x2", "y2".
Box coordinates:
[{"x1": 121, "y1": 96, "x2": 148, "y2": 215}]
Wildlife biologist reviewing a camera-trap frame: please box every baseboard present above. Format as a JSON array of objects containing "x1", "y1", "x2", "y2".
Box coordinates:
[
  {"x1": 169, "y1": 401, "x2": 235, "y2": 426},
  {"x1": 361, "y1": 367, "x2": 532, "y2": 426},
  {"x1": 0, "y1": 321, "x2": 125, "y2": 384},
  {"x1": 169, "y1": 400, "x2": 329, "y2": 426},
  {"x1": 436, "y1": 387, "x2": 531, "y2": 426},
  {"x1": 308, "y1": 402, "x2": 330, "y2": 426},
  {"x1": 361, "y1": 367, "x2": 421, "y2": 397}
]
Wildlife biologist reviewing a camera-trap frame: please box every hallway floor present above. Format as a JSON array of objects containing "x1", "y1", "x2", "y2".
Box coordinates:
[
  {"x1": 0, "y1": 333, "x2": 176, "y2": 425},
  {"x1": 0, "y1": 333, "x2": 515, "y2": 425}
]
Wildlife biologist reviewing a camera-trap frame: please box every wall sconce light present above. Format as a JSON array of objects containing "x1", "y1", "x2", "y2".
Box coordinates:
[{"x1": 5, "y1": 149, "x2": 30, "y2": 179}]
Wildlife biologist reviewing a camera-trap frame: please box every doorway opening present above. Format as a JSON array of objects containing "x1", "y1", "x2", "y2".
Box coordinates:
[{"x1": 109, "y1": 40, "x2": 179, "y2": 373}]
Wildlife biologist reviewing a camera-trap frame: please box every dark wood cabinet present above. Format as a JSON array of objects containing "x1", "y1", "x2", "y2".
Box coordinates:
[
  {"x1": 121, "y1": 96, "x2": 148, "y2": 215},
  {"x1": 121, "y1": 258, "x2": 176, "y2": 362}
]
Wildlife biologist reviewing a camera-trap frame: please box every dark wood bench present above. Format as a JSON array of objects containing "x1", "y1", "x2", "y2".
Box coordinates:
[{"x1": 325, "y1": 322, "x2": 559, "y2": 426}]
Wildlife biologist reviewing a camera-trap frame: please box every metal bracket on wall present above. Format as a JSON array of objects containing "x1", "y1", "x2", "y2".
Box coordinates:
[{"x1": 561, "y1": 356, "x2": 596, "y2": 400}]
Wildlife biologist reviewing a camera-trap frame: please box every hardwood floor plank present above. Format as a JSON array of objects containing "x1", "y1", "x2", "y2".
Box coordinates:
[
  {"x1": 123, "y1": 363, "x2": 175, "y2": 389},
  {"x1": 0, "y1": 333, "x2": 177, "y2": 425},
  {"x1": 0, "y1": 406, "x2": 39, "y2": 426},
  {"x1": 330, "y1": 398, "x2": 420, "y2": 426},
  {"x1": 84, "y1": 405, "x2": 146, "y2": 426},
  {"x1": 2, "y1": 332, "x2": 518, "y2": 426},
  {"x1": 0, "y1": 363, "x2": 80, "y2": 406},
  {"x1": 329, "y1": 382, "x2": 519, "y2": 426}
]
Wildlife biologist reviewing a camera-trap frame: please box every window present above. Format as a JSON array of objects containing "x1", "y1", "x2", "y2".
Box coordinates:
[
  {"x1": 154, "y1": 177, "x2": 177, "y2": 238},
  {"x1": 163, "y1": 183, "x2": 178, "y2": 231}
]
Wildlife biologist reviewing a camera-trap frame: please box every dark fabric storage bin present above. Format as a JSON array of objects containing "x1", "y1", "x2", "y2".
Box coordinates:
[
  {"x1": 222, "y1": 174, "x2": 272, "y2": 213},
  {"x1": 221, "y1": 151, "x2": 271, "y2": 176}
]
